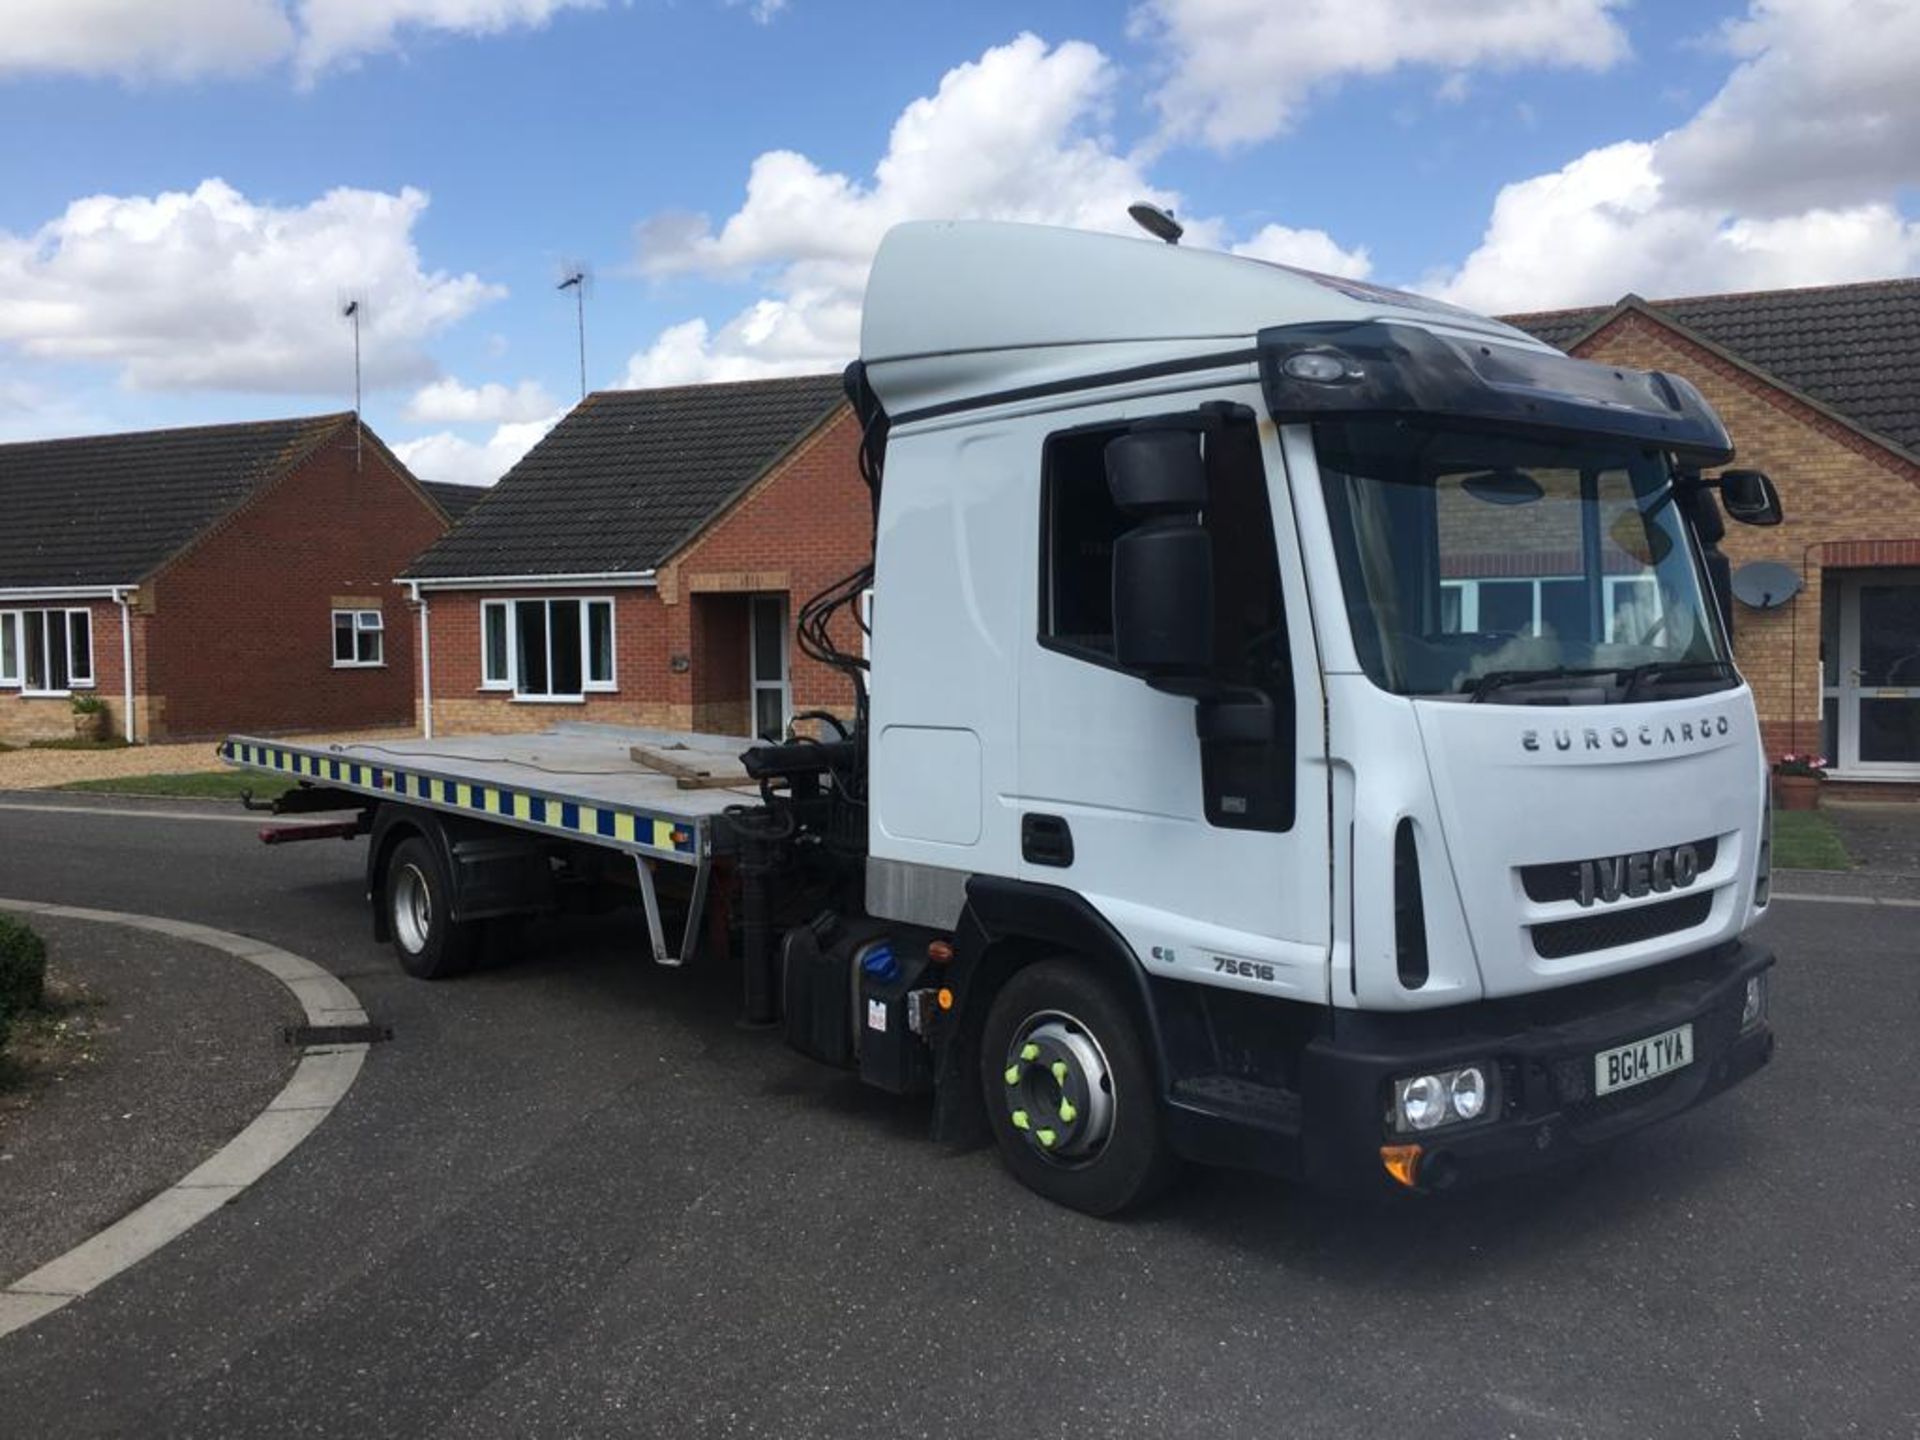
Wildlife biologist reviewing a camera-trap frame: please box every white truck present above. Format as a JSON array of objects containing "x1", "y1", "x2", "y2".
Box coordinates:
[{"x1": 226, "y1": 219, "x2": 1783, "y2": 1214}]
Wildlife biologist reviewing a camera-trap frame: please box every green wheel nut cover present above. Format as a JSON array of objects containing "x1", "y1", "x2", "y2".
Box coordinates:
[
  {"x1": 1058, "y1": 1100, "x2": 1077, "y2": 1123},
  {"x1": 1011, "y1": 1109, "x2": 1031, "y2": 1131},
  {"x1": 1036, "y1": 1129, "x2": 1057, "y2": 1148},
  {"x1": 1020, "y1": 1043, "x2": 1041, "y2": 1062},
  {"x1": 1004, "y1": 1064, "x2": 1022, "y2": 1085},
  {"x1": 1050, "y1": 1061, "x2": 1069, "y2": 1084}
]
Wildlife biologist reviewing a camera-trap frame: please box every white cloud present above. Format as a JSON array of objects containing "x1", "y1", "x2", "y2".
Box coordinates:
[
  {"x1": 1232, "y1": 223, "x2": 1372, "y2": 278},
  {"x1": 725, "y1": 0, "x2": 788, "y2": 23},
  {"x1": 0, "y1": 0, "x2": 294, "y2": 81},
  {"x1": 1432, "y1": 1, "x2": 1920, "y2": 313},
  {"x1": 1131, "y1": 0, "x2": 1630, "y2": 149},
  {"x1": 405, "y1": 375, "x2": 557, "y2": 423},
  {"x1": 1655, "y1": 0, "x2": 1920, "y2": 216},
  {"x1": 1433, "y1": 142, "x2": 1920, "y2": 311},
  {"x1": 622, "y1": 33, "x2": 1364, "y2": 385},
  {"x1": 292, "y1": 0, "x2": 599, "y2": 79},
  {"x1": 393, "y1": 412, "x2": 561, "y2": 486},
  {"x1": 0, "y1": 0, "x2": 600, "y2": 82},
  {"x1": 0, "y1": 179, "x2": 501, "y2": 393}
]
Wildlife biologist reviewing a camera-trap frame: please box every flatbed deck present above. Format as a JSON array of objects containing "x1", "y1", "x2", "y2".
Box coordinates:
[{"x1": 220, "y1": 723, "x2": 763, "y2": 865}]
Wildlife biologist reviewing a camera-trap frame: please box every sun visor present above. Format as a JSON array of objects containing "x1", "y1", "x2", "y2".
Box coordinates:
[{"x1": 1258, "y1": 321, "x2": 1734, "y2": 463}]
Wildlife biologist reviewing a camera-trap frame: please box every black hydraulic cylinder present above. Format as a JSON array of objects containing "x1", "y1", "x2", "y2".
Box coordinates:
[{"x1": 732, "y1": 810, "x2": 791, "y2": 1028}]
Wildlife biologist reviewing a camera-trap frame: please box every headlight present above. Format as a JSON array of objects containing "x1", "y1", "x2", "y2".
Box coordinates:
[
  {"x1": 1450, "y1": 1068, "x2": 1488, "y2": 1121},
  {"x1": 1391, "y1": 1064, "x2": 1496, "y2": 1134},
  {"x1": 1740, "y1": 973, "x2": 1767, "y2": 1031}
]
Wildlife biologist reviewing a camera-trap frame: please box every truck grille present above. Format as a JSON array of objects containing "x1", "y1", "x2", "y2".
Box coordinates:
[
  {"x1": 1520, "y1": 837, "x2": 1718, "y2": 903},
  {"x1": 1529, "y1": 892, "x2": 1713, "y2": 959}
]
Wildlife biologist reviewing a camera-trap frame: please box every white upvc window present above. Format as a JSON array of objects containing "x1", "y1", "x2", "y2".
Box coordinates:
[
  {"x1": 0, "y1": 608, "x2": 93, "y2": 694},
  {"x1": 333, "y1": 609, "x2": 385, "y2": 667},
  {"x1": 483, "y1": 597, "x2": 615, "y2": 700}
]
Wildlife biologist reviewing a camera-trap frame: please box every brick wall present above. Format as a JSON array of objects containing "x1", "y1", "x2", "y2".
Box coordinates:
[
  {"x1": 423, "y1": 405, "x2": 871, "y2": 738},
  {"x1": 1572, "y1": 314, "x2": 1920, "y2": 777},
  {"x1": 661, "y1": 405, "x2": 871, "y2": 725},
  {"x1": 423, "y1": 588, "x2": 675, "y2": 733},
  {"x1": 143, "y1": 430, "x2": 447, "y2": 739},
  {"x1": 0, "y1": 597, "x2": 152, "y2": 744}
]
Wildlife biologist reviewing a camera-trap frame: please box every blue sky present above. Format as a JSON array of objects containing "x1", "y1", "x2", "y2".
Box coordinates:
[{"x1": 2, "y1": 0, "x2": 1915, "y2": 481}]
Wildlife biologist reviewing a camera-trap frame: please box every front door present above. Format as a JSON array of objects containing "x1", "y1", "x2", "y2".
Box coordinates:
[
  {"x1": 749, "y1": 593, "x2": 791, "y2": 742},
  {"x1": 1824, "y1": 570, "x2": 1920, "y2": 777},
  {"x1": 1015, "y1": 390, "x2": 1331, "y2": 1005}
]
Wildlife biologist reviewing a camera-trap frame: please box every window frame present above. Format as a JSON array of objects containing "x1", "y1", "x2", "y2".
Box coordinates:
[
  {"x1": 1, "y1": 607, "x2": 94, "y2": 695},
  {"x1": 331, "y1": 608, "x2": 386, "y2": 668},
  {"x1": 1035, "y1": 420, "x2": 1137, "y2": 675},
  {"x1": 747, "y1": 592, "x2": 791, "y2": 741},
  {"x1": 482, "y1": 596, "x2": 617, "y2": 701}
]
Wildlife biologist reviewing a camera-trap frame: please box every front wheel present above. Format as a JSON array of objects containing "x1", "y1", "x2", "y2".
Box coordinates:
[
  {"x1": 386, "y1": 835, "x2": 476, "y2": 979},
  {"x1": 979, "y1": 958, "x2": 1178, "y2": 1216}
]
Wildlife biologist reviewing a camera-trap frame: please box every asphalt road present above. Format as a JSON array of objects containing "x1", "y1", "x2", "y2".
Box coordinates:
[{"x1": 0, "y1": 795, "x2": 1914, "y2": 1439}]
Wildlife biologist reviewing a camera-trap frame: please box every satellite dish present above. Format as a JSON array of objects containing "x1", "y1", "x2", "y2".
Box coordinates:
[{"x1": 1731, "y1": 560, "x2": 1802, "y2": 610}]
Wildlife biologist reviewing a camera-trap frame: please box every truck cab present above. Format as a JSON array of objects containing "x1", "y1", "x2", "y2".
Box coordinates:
[{"x1": 857, "y1": 220, "x2": 1776, "y2": 1209}]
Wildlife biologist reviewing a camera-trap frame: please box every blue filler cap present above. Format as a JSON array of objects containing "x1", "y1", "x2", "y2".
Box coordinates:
[{"x1": 862, "y1": 943, "x2": 898, "y2": 984}]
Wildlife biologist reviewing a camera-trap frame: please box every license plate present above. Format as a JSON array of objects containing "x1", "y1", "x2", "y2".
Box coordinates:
[{"x1": 1594, "y1": 1023, "x2": 1694, "y2": 1096}]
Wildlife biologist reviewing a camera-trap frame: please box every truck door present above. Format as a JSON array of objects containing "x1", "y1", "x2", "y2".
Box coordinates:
[{"x1": 1015, "y1": 390, "x2": 1331, "y2": 1003}]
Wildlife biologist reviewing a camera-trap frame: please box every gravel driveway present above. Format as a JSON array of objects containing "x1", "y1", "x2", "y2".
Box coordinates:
[{"x1": 0, "y1": 728, "x2": 416, "y2": 791}]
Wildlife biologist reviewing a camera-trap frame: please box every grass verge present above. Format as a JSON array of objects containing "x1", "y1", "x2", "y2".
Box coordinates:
[
  {"x1": 54, "y1": 771, "x2": 297, "y2": 802},
  {"x1": 1771, "y1": 809, "x2": 1853, "y2": 871}
]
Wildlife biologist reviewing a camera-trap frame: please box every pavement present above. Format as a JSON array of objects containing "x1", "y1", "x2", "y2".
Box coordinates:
[
  {"x1": 0, "y1": 727, "x2": 415, "y2": 791},
  {"x1": 0, "y1": 915, "x2": 299, "y2": 1282},
  {"x1": 0, "y1": 795, "x2": 1914, "y2": 1438}
]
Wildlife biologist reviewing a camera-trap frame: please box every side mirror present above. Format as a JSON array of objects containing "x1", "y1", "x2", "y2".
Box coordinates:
[
  {"x1": 1718, "y1": 469, "x2": 1783, "y2": 526},
  {"x1": 1107, "y1": 431, "x2": 1213, "y2": 680}
]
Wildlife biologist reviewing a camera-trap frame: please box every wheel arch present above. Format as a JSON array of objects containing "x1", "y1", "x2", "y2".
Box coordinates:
[{"x1": 931, "y1": 876, "x2": 1169, "y2": 1143}]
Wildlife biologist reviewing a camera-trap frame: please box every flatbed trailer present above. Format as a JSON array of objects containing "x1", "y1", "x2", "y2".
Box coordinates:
[{"x1": 221, "y1": 725, "x2": 763, "y2": 968}]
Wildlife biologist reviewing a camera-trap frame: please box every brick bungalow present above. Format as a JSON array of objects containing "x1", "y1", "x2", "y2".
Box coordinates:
[
  {"x1": 0, "y1": 413, "x2": 450, "y2": 744},
  {"x1": 402, "y1": 375, "x2": 869, "y2": 740},
  {"x1": 1505, "y1": 280, "x2": 1920, "y2": 793}
]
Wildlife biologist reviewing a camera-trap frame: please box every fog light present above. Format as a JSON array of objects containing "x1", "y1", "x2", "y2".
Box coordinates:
[
  {"x1": 1741, "y1": 974, "x2": 1767, "y2": 1031},
  {"x1": 1450, "y1": 1067, "x2": 1487, "y2": 1121},
  {"x1": 1398, "y1": 1075, "x2": 1448, "y2": 1131}
]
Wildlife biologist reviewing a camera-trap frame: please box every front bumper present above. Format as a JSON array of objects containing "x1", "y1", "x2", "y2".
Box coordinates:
[
  {"x1": 1298, "y1": 939, "x2": 1774, "y2": 1193},
  {"x1": 1162, "y1": 938, "x2": 1775, "y2": 1192}
]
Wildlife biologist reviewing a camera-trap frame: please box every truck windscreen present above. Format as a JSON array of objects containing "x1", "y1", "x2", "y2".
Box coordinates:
[{"x1": 1314, "y1": 418, "x2": 1734, "y2": 702}]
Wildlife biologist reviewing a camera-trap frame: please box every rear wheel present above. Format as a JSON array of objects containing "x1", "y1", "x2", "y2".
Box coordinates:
[
  {"x1": 386, "y1": 835, "x2": 476, "y2": 979},
  {"x1": 979, "y1": 958, "x2": 1178, "y2": 1216}
]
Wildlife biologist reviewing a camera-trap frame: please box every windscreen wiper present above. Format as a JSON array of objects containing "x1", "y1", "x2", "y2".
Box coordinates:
[
  {"x1": 1464, "y1": 666, "x2": 1623, "y2": 702},
  {"x1": 1618, "y1": 658, "x2": 1739, "y2": 702}
]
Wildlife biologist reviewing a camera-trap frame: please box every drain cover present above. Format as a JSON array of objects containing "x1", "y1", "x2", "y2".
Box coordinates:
[{"x1": 284, "y1": 1022, "x2": 393, "y2": 1046}]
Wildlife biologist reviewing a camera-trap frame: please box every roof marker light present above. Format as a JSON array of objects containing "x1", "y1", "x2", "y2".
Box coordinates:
[{"x1": 1282, "y1": 350, "x2": 1361, "y2": 383}]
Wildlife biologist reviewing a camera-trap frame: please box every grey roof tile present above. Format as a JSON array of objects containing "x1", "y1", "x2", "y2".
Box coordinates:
[
  {"x1": 405, "y1": 374, "x2": 847, "y2": 579},
  {"x1": 1503, "y1": 278, "x2": 1920, "y2": 455},
  {"x1": 420, "y1": 479, "x2": 488, "y2": 521},
  {"x1": 0, "y1": 414, "x2": 351, "y2": 588}
]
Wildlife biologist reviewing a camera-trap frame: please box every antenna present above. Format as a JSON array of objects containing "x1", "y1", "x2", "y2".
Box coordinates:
[
  {"x1": 1127, "y1": 201, "x2": 1184, "y2": 245},
  {"x1": 558, "y1": 268, "x2": 587, "y2": 400},
  {"x1": 342, "y1": 297, "x2": 363, "y2": 470}
]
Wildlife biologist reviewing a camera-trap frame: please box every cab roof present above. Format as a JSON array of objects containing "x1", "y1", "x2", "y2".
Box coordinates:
[{"x1": 860, "y1": 220, "x2": 1543, "y2": 367}]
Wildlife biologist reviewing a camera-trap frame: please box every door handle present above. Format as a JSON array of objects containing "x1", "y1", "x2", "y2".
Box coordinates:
[{"x1": 1021, "y1": 813, "x2": 1074, "y2": 868}]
